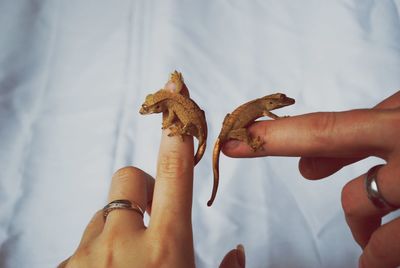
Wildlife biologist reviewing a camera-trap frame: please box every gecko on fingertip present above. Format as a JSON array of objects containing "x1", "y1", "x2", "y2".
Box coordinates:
[
  {"x1": 139, "y1": 71, "x2": 208, "y2": 166},
  {"x1": 208, "y1": 93, "x2": 295, "y2": 206}
]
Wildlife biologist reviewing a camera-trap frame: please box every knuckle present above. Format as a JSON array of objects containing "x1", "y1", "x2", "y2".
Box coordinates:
[
  {"x1": 311, "y1": 112, "x2": 337, "y2": 145},
  {"x1": 385, "y1": 108, "x2": 400, "y2": 149},
  {"x1": 158, "y1": 151, "x2": 187, "y2": 180}
]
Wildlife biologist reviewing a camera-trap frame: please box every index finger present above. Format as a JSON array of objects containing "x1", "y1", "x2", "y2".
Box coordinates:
[{"x1": 223, "y1": 108, "x2": 398, "y2": 159}]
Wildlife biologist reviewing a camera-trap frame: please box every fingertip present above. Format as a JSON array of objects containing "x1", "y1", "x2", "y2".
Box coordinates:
[
  {"x1": 221, "y1": 140, "x2": 243, "y2": 157},
  {"x1": 109, "y1": 166, "x2": 154, "y2": 202},
  {"x1": 298, "y1": 157, "x2": 358, "y2": 180},
  {"x1": 164, "y1": 80, "x2": 177, "y2": 92},
  {"x1": 219, "y1": 245, "x2": 246, "y2": 268},
  {"x1": 220, "y1": 120, "x2": 277, "y2": 158},
  {"x1": 221, "y1": 140, "x2": 265, "y2": 158},
  {"x1": 160, "y1": 128, "x2": 194, "y2": 153},
  {"x1": 298, "y1": 157, "x2": 323, "y2": 180},
  {"x1": 236, "y1": 244, "x2": 246, "y2": 267}
]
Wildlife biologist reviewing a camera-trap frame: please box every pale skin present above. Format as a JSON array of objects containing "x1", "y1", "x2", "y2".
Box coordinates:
[
  {"x1": 59, "y1": 93, "x2": 244, "y2": 267},
  {"x1": 61, "y1": 89, "x2": 398, "y2": 267},
  {"x1": 223, "y1": 90, "x2": 400, "y2": 268}
]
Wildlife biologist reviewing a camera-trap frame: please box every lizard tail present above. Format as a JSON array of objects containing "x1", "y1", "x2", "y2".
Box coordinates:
[
  {"x1": 207, "y1": 138, "x2": 221, "y2": 206},
  {"x1": 194, "y1": 139, "x2": 206, "y2": 166}
]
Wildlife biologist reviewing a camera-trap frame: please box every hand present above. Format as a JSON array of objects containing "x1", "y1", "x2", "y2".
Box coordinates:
[
  {"x1": 59, "y1": 130, "x2": 245, "y2": 267},
  {"x1": 223, "y1": 91, "x2": 400, "y2": 268},
  {"x1": 59, "y1": 129, "x2": 195, "y2": 267}
]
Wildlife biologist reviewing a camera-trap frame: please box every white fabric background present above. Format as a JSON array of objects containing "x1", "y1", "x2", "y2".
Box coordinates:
[{"x1": 0, "y1": 1, "x2": 399, "y2": 267}]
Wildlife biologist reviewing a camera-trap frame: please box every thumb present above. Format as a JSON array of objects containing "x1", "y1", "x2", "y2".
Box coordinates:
[{"x1": 219, "y1": 245, "x2": 246, "y2": 268}]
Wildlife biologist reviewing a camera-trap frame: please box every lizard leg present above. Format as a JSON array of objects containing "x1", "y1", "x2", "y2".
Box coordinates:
[
  {"x1": 174, "y1": 123, "x2": 197, "y2": 141},
  {"x1": 182, "y1": 123, "x2": 198, "y2": 137},
  {"x1": 263, "y1": 110, "x2": 279, "y2": 119},
  {"x1": 162, "y1": 110, "x2": 176, "y2": 129},
  {"x1": 263, "y1": 110, "x2": 290, "y2": 119},
  {"x1": 167, "y1": 122, "x2": 187, "y2": 141},
  {"x1": 228, "y1": 128, "x2": 264, "y2": 151},
  {"x1": 167, "y1": 123, "x2": 184, "y2": 139}
]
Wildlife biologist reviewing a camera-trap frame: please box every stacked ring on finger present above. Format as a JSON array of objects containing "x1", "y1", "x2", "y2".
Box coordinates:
[
  {"x1": 103, "y1": 199, "x2": 145, "y2": 221},
  {"x1": 365, "y1": 165, "x2": 397, "y2": 210}
]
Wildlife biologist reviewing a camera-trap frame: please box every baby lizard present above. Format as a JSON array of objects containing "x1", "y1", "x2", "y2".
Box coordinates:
[
  {"x1": 139, "y1": 71, "x2": 207, "y2": 166},
  {"x1": 207, "y1": 93, "x2": 295, "y2": 206}
]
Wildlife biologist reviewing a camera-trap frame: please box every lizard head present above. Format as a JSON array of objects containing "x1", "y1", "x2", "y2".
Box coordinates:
[
  {"x1": 264, "y1": 93, "x2": 295, "y2": 110},
  {"x1": 139, "y1": 94, "x2": 164, "y2": 114}
]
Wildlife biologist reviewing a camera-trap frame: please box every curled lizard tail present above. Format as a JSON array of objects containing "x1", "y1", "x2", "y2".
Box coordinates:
[
  {"x1": 207, "y1": 138, "x2": 221, "y2": 206},
  {"x1": 194, "y1": 138, "x2": 206, "y2": 166}
]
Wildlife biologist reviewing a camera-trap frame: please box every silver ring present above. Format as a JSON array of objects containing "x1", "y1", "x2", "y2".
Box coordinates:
[
  {"x1": 103, "y1": 199, "x2": 144, "y2": 220},
  {"x1": 365, "y1": 165, "x2": 396, "y2": 210}
]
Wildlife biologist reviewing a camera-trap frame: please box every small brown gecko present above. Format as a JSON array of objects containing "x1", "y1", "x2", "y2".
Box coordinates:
[
  {"x1": 207, "y1": 93, "x2": 295, "y2": 206},
  {"x1": 139, "y1": 71, "x2": 207, "y2": 166}
]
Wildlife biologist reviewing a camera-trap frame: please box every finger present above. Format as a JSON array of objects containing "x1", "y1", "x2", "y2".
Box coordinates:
[
  {"x1": 79, "y1": 210, "x2": 104, "y2": 246},
  {"x1": 341, "y1": 164, "x2": 399, "y2": 248},
  {"x1": 105, "y1": 166, "x2": 154, "y2": 233},
  {"x1": 223, "y1": 109, "x2": 398, "y2": 159},
  {"x1": 57, "y1": 257, "x2": 70, "y2": 268},
  {"x1": 298, "y1": 157, "x2": 361, "y2": 180},
  {"x1": 374, "y1": 90, "x2": 400, "y2": 109},
  {"x1": 219, "y1": 245, "x2": 246, "y2": 268},
  {"x1": 296, "y1": 91, "x2": 400, "y2": 180},
  {"x1": 149, "y1": 128, "x2": 194, "y2": 231},
  {"x1": 57, "y1": 211, "x2": 105, "y2": 268},
  {"x1": 359, "y1": 217, "x2": 400, "y2": 268}
]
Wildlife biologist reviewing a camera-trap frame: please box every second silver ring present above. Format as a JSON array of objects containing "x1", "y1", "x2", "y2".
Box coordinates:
[{"x1": 365, "y1": 165, "x2": 396, "y2": 210}]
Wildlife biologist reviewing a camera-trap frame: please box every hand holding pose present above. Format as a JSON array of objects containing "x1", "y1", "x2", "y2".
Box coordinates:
[
  {"x1": 59, "y1": 124, "x2": 244, "y2": 268},
  {"x1": 223, "y1": 91, "x2": 400, "y2": 268}
]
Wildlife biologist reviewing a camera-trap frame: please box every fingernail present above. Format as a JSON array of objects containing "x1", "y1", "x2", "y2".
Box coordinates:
[
  {"x1": 164, "y1": 80, "x2": 177, "y2": 92},
  {"x1": 236, "y1": 244, "x2": 246, "y2": 268},
  {"x1": 224, "y1": 140, "x2": 241, "y2": 150}
]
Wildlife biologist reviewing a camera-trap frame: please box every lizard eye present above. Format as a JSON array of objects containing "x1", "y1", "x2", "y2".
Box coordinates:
[{"x1": 142, "y1": 104, "x2": 148, "y2": 109}]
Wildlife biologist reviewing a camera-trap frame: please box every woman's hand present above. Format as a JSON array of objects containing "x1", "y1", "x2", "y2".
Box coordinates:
[
  {"x1": 59, "y1": 129, "x2": 196, "y2": 267},
  {"x1": 60, "y1": 129, "x2": 245, "y2": 267},
  {"x1": 223, "y1": 91, "x2": 400, "y2": 268}
]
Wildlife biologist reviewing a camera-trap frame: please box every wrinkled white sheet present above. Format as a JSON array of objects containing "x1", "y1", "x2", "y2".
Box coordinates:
[{"x1": 1, "y1": 1, "x2": 399, "y2": 267}]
